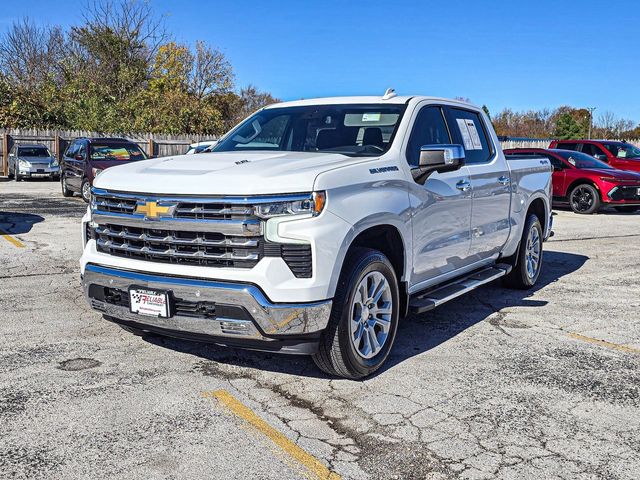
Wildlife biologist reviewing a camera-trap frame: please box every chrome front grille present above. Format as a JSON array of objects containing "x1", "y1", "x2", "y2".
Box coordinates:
[
  {"x1": 90, "y1": 189, "x2": 313, "y2": 276},
  {"x1": 94, "y1": 224, "x2": 261, "y2": 268}
]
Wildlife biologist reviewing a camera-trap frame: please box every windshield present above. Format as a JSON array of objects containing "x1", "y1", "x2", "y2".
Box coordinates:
[
  {"x1": 603, "y1": 142, "x2": 640, "y2": 159},
  {"x1": 213, "y1": 104, "x2": 407, "y2": 157},
  {"x1": 18, "y1": 147, "x2": 51, "y2": 157},
  {"x1": 90, "y1": 143, "x2": 147, "y2": 161},
  {"x1": 555, "y1": 150, "x2": 613, "y2": 169}
]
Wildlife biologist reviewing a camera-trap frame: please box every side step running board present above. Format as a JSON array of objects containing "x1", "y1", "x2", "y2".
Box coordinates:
[{"x1": 409, "y1": 264, "x2": 512, "y2": 314}]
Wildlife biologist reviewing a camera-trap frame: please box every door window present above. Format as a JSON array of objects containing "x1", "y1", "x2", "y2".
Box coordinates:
[
  {"x1": 64, "y1": 142, "x2": 78, "y2": 158},
  {"x1": 580, "y1": 143, "x2": 608, "y2": 161},
  {"x1": 556, "y1": 142, "x2": 579, "y2": 151},
  {"x1": 77, "y1": 144, "x2": 86, "y2": 161},
  {"x1": 446, "y1": 108, "x2": 493, "y2": 164},
  {"x1": 405, "y1": 106, "x2": 451, "y2": 166}
]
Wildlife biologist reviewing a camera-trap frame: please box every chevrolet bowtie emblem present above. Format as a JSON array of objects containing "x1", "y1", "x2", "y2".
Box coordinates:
[{"x1": 135, "y1": 201, "x2": 175, "y2": 219}]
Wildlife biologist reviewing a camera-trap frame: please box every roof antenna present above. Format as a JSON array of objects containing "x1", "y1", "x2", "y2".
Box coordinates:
[{"x1": 382, "y1": 88, "x2": 397, "y2": 100}]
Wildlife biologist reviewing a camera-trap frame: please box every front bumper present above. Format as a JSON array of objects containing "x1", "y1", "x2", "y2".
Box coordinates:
[
  {"x1": 606, "y1": 185, "x2": 640, "y2": 205},
  {"x1": 18, "y1": 165, "x2": 60, "y2": 177},
  {"x1": 82, "y1": 264, "x2": 332, "y2": 354}
]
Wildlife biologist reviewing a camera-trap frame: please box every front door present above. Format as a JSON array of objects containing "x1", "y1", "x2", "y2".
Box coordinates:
[
  {"x1": 445, "y1": 107, "x2": 510, "y2": 262},
  {"x1": 405, "y1": 104, "x2": 473, "y2": 290}
]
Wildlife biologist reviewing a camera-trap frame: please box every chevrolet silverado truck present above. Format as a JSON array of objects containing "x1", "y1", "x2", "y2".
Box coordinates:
[{"x1": 80, "y1": 91, "x2": 553, "y2": 379}]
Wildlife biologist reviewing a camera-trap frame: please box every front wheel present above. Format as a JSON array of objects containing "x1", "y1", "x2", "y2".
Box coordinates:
[
  {"x1": 312, "y1": 248, "x2": 399, "y2": 379},
  {"x1": 569, "y1": 184, "x2": 600, "y2": 214},
  {"x1": 503, "y1": 214, "x2": 543, "y2": 290},
  {"x1": 614, "y1": 206, "x2": 639, "y2": 214}
]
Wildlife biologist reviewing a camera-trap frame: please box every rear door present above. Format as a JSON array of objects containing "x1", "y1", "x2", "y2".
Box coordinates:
[
  {"x1": 405, "y1": 104, "x2": 473, "y2": 290},
  {"x1": 445, "y1": 107, "x2": 510, "y2": 262}
]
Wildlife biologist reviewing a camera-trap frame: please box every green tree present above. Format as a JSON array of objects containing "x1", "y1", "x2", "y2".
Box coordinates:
[{"x1": 553, "y1": 113, "x2": 585, "y2": 140}]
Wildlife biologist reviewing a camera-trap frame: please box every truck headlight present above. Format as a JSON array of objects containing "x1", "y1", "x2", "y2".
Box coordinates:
[
  {"x1": 50, "y1": 158, "x2": 59, "y2": 167},
  {"x1": 254, "y1": 192, "x2": 326, "y2": 218},
  {"x1": 18, "y1": 159, "x2": 30, "y2": 169}
]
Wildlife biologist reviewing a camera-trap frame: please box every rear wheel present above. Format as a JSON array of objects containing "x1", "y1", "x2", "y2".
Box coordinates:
[
  {"x1": 614, "y1": 206, "x2": 639, "y2": 213},
  {"x1": 569, "y1": 184, "x2": 600, "y2": 214},
  {"x1": 503, "y1": 214, "x2": 543, "y2": 290},
  {"x1": 61, "y1": 174, "x2": 73, "y2": 197},
  {"x1": 81, "y1": 179, "x2": 91, "y2": 203},
  {"x1": 313, "y1": 248, "x2": 399, "y2": 379}
]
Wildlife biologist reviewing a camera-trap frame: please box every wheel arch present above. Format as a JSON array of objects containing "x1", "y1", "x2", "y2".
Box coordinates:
[{"x1": 565, "y1": 178, "x2": 602, "y2": 201}]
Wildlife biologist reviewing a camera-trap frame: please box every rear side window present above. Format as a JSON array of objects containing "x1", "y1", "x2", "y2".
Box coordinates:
[
  {"x1": 580, "y1": 143, "x2": 606, "y2": 157},
  {"x1": 446, "y1": 108, "x2": 493, "y2": 164},
  {"x1": 405, "y1": 106, "x2": 451, "y2": 166},
  {"x1": 556, "y1": 142, "x2": 578, "y2": 151}
]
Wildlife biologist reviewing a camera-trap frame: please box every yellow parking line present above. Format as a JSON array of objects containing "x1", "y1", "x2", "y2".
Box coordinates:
[
  {"x1": 0, "y1": 229, "x2": 25, "y2": 248},
  {"x1": 568, "y1": 332, "x2": 640, "y2": 354},
  {"x1": 203, "y1": 389, "x2": 341, "y2": 480}
]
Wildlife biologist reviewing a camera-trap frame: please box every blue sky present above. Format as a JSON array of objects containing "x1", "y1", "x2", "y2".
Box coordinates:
[{"x1": 4, "y1": 0, "x2": 640, "y2": 122}]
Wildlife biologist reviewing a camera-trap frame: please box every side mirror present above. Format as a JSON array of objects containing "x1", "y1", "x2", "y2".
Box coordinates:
[
  {"x1": 75, "y1": 154, "x2": 84, "y2": 161},
  {"x1": 412, "y1": 144, "x2": 465, "y2": 184}
]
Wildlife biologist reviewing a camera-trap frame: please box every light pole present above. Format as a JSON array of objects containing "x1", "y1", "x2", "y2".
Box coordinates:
[{"x1": 587, "y1": 107, "x2": 596, "y2": 139}]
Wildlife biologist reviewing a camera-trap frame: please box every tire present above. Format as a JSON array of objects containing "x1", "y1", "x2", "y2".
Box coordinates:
[
  {"x1": 312, "y1": 247, "x2": 400, "y2": 379},
  {"x1": 569, "y1": 183, "x2": 600, "y2": 214},
  {"x1": 614, "y1": 206, "x2": 639, "y2": 213},
  {"x1": 61, "y1": 174, "x2": 73, "y2": 197},
  {"x1": 8, "y1": 163, "x2": 14, "y2": 179},
  {"x1": 503, "y1": 214, "x2": 543, "y2": 290},
  {"x1": 81, "y1": 178, "x2": 91, "y2": 203}
]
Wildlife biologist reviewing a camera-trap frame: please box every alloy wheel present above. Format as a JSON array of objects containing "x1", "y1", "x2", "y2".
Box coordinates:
[
  {"x1": 571, "y1": 186, "x2": 594, "y2": 212},
  {"x1": 349, "y1": 271, "x2": 393, "y2": 359},
  {"x1": 525, "y1": 224, "x2": 541, "y2": 279}
]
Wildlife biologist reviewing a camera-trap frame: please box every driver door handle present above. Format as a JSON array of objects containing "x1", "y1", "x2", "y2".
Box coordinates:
[
  {"x1": 456, "y1": 180, "x2": 471, "y2": 192},
  {"x1": 498, "y1": 175, "x2": 510, "y2": 185}
]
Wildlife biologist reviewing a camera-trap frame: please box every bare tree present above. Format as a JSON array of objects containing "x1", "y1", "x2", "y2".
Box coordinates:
[
  {"x1": 0, "y1": 18, "x2": 66, "y2": 88},
  {"x1": 190, "y1": 41, "x2": 234, "y2": 98}
]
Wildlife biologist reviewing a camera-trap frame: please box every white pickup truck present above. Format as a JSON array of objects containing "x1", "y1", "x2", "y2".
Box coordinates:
[{"x1": 80, "y1": 91, "x2": 553, "y2": 379}]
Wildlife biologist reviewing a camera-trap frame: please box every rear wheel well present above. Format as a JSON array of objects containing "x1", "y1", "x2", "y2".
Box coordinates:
[
  {"x1": 348, "y1": 225, "x2": 407, "y2": 316},
  {"x1": 528, "y1": 198, "x2": 547, "y2": 234}
]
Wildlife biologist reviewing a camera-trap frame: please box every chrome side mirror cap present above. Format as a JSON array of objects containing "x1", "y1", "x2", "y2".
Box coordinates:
[{"x1": 413, "y1": 144, "x2": 465, "y2": 184}]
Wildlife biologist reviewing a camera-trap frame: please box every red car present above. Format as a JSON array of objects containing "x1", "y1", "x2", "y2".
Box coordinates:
[
  {"x1": 549, "y1": 140, "x2": 640, "y2": 173},
  {"x1": 504, "y1": 148, "x2": 640, "y2": 214}
]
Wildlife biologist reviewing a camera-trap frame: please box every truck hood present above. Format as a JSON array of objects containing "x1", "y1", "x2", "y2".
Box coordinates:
[{"x1": 93, "y1": 151, "x2": 366, "y2": 195}]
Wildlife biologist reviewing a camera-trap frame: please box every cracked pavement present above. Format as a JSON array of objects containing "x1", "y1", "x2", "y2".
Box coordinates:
[{"x1": 1, "y1": 180, "x2": 639, "y2": 479}]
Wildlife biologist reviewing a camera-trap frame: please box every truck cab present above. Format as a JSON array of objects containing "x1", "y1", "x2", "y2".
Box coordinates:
[{"x1": 81, "y1": 92, "x2": 552, "y2": 379}]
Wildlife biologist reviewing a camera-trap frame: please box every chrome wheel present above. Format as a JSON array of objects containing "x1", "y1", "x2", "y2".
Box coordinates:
[
  {"x1": 81, "y1": 181, "x2": 91, "y2": 202},
  {"x1": 349, "y1": 271, "x2": 393, "y2": 359},
  {"x1": 525, "y1": 224, "x2": 541, "y2": 279},
  {"x1": 570, "y1": 186, "x2": 594, "y2": 212}
]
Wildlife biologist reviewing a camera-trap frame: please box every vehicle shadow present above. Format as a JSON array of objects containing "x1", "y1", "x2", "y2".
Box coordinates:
[
  {"x1": 0, "y1": 212, "x2": 44, "y2": 234},
  {"x1": 144, "y1": 250, "x2": 589, "y2": 380}
]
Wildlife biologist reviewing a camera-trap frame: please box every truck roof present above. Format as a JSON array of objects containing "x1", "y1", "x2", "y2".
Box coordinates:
[{"x1": 266, "y1": 95, "x2": 479, "y2": 109}]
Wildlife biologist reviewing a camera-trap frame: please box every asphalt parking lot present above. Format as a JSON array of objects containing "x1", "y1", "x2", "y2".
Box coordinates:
[{"x1": 1, "y1": 179, "x2": 639, "y2": 480}]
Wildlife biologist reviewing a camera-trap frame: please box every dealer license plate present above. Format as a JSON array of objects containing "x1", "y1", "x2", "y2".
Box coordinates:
[{"x1": 129, "y1": 288, "x2": 170, "y2": 317}]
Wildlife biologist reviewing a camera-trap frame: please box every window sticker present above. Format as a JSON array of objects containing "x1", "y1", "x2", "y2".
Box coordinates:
[
  {"x1": 456, "y1": 119, "x2": 474, "y2": 150},
  {"x1": 362, "y1": 112, "x2": 381, "y2": 122},
  {"x1": 465, "y1": 119, "x2": 483, "y2": 150}
]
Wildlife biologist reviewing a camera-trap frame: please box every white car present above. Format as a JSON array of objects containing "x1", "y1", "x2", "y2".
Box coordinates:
[
  {"x1": 185, "y1": 140, "x2": 218, "y2": 155},
  {"x1": 81, "y1": 91, "x2": 552, "y2": 379}
]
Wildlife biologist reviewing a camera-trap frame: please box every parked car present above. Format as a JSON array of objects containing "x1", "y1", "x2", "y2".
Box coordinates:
[
  {"x1": 185, "y1": 140, "x2": 218, "y2": 154},
  {"x1": 549, "y1": 139, "x2": 640, "y2": 173},
  {"x1": 8, "y1": 143, "x2": 59, "y2": 181},
  {"x1": 505, "y1": 148, "x2": 640, "y2": 214},
  {"x1": 60, "y1": 137, "x2": 148, "y2": 202},
  {"x1": 81, "y1": 93, "x2": 552, "y2": 379}
]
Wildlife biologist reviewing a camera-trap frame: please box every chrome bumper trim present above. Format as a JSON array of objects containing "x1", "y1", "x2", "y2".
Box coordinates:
[{"x1": 82, "y1": 264, "x2": 332, "y2": 338}]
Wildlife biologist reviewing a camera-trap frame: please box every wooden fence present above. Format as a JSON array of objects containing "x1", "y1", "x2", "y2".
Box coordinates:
[{"x1": 0, "y1": 128, "x2": 216, "y2": 176}]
